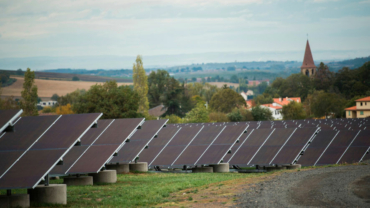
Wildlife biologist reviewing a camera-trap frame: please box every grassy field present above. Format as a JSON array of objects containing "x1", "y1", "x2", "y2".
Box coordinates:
[
  {"x1": 0, "y1": 172, "x2": 273, "y2": 207},
  {"x1": 1, "y1": 77, "x2": 133, "y2": 98}
]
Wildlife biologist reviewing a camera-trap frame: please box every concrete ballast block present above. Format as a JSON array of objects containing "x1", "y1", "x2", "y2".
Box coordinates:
[
  {"x1": 129, "y1": 162, "x2": 148, "y2": 172},
  {"x1": 192, "y1": 167, "x2": 213, "y2": 173},
  {"x1": 210, "y1": 163, "x2": 230, "y2": 173},
  {"x1": 27, "y1": 184, "x2": 67, "y2": 205},
  {"x1": 89, "y1": 170, "x2": 117, "y2": 184},
  {"x1": 287, "y1": 164, "x2": 302, "y2": 169},
  {"x1": 106, "y1": 164, "x2": 130, "y2": 174},
  {"x1": 0, "y1": 194, "x2": 30, "y2": 208},
  {"x1": 63, "y1": 176, "x2": 93, "y2": 186}
]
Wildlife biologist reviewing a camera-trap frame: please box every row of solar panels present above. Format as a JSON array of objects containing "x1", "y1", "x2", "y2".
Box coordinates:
[
  {"x1": 138, "y1": 124, "x2": 369, "y2": 169},
  {"x1": 0, "y1": 109, "x2": 369, "y2": 191},
  {"x1": 0, "y1": 109, "x2": 169, "y2": 190}
]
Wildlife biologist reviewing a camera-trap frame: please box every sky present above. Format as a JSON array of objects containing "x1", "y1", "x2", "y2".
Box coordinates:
[{"x1": 0, "y1": 0, "x2": 370, "y2": 69}]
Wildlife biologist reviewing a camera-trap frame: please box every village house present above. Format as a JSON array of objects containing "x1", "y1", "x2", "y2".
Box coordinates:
[
  {"x1": 260, "y1": 97, "x2": 302, "y2": 120},
  {"x1": 345, "y1": 96, "x2": 370, "y2": 118}
]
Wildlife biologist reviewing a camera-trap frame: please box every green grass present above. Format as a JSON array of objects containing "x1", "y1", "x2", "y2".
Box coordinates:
[{"x1": 0, "y1": 172, "x2": 263, "y2": 207}]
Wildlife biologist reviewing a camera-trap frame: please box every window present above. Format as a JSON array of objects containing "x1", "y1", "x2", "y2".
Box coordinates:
[
  {"x1": 348, "y1": 111, "x2": 351, "y2": 116},
  {"x1": 360, "y1": 111, "x2": 364, "y2": 115},
  {"x1": 361, "y1": 102, "x2": 363, "y2": 106}
]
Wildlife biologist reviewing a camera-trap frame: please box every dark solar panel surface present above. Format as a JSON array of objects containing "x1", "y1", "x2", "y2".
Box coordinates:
[
  {"x1": 68, "y1": 145, "x2": 120, "y2": 174},
  {"x1": 0, "y1": 113, "x2": 101, "y2": 189},
  {"x1": 223, "y1": 129, "x2": 253, "y2": 162},
  {"x1": 363, "y1": 151, "x2": 370, "y2": 161},
  {"x1": 51, "y1": 119, "x2": 114, "y2": 174},
  {"x1": 316, "y1": 130, "x2": 359, "y2": 165},
  {"x1": 196, "y1": 125, "x2": 247, "y2": 165},
  {"x1": 50, "y1": 146, "x2": 88, "y2": 174},
  {"x1": 338, "y1": 130, "x2": 370, "y2": 164},
  {"x1": 230, "y1": 129, "x2": 272, "y2": 165},
  {"x1": 0, "y1": 116, "x2": 59, "y2": 177},
  {"x1": 173, "y1": 125, "x2": 225, "y2": 166},
  {"x1": 66, "y1": 118, "x2": 144, "y2": 173},
  {"x1": 138, "y1": 127, "x2": 179, "y2": 163},
  {"x1": 272, "y1": 128, "x2": 317, "y2": 164},
  {"x1": 129, "y1": 120, "x2": 167, "y2": 141},
  {"x1": 0, "y1": 149, "x2": 65, "y2": 189},
  {"x1": 109, "y1": 120, "x2": 166, "y2": 164},
  {"x1": 150, "y1": 126, "x2": 203, "y2": 167},
  {"x1": 0, "y1": 109, "x2": 21, "y2": 132},
  {"x1": 249, "y1": 128, "x2": 295, "y2": 165},
  {"x1": 93, "y1": 118, "x2": 144, "y2": 145},
  {"x1": 31, "y1": 113, "x2": 102, "y2": 149},
  {"x1": 297, "y1": 130, "x2": 338, "y2": 166}
]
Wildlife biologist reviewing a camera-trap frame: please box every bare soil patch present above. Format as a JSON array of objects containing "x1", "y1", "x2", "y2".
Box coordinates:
[
  {"x1": 1, "y1": 77, "x2": 133, "y2": 98},
  {"x1": 351, "y1": 175, "x2": 370, "y2": 203}
]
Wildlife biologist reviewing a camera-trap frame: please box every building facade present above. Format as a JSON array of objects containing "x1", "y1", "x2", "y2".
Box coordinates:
[
  {"x1": 345, "y1": 96, "x2": 370, "y2": 118},
  {"x1": 301, "y1": 40, "x2": 316, "y2": 77}
]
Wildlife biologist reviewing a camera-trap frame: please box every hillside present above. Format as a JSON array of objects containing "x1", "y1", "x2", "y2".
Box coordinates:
[
  {"x1": 1, "y1": 76, "x2": 132, "y2": 99},
  {"x1": 0, "y1": 69, "x2": 131, "y2": 82}
]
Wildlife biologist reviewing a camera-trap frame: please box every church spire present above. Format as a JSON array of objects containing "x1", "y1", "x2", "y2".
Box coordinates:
[{"x1": 301, "y1": 40, "x2": 316, "y2": 69}]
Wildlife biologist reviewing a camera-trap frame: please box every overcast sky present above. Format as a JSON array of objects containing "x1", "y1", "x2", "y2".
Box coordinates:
[{"x1": 0, "y1": 0, "x2": 369, "y2": 68}]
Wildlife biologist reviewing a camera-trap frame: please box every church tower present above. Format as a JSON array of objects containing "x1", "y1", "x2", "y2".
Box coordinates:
[{"x1": 301, "y1": 40, "x2": 316, "y2": 77}]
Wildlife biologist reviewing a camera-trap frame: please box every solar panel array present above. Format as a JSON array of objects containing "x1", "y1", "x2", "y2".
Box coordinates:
[
  {"x1": 0, "y1": 113, "x2": 102, "y2": 189},
  {"x1": 0, "y1": 106, "x2": 368, "y2": 194}
]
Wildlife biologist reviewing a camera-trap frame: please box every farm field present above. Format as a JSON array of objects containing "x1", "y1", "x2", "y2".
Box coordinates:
[
  {"x1": 1, "y1": 77, "x2": 133, "y2": 98},
  {"x1": 207, "y1": 82, "x2": 239, "y2": 88}
]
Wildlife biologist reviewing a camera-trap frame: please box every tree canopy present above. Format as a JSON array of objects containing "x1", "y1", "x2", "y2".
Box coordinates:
[
  {"x1": 281, "y1": 101, "x2": 306, "y2": 120},
  {"x1": 133, "y1": 55, "x2": 149, "y2": 116},
  {"x1": 209, "y1": 88, "x2": 245, "y2": 113},
  {"x1": 73, "y1": 81, "x2": 141, "y2": 119},
  {"x1": 20, "y1": 68, "x2": 38, "y2": 116}
]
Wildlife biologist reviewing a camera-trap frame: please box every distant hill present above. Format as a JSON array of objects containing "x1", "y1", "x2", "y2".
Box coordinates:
[
  {"x1": 0, "y1": 69, "x2": 131, "y2": 83},
  {"x1": 327, "y1": 56, "x2": 370, "y2": 71}
]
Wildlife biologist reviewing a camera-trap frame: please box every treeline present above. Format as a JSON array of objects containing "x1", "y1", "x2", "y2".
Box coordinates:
[{"x1": 255, "y1": 61, "x2": 370, "y2": 119}]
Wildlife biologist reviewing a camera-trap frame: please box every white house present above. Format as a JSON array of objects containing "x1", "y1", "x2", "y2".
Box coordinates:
[
  {"x1": 261, "y1": 103, "x2": 283, "y2": 120},
  {"x1": 37, "y1": 101, "x2": 57, "y2": 107}
]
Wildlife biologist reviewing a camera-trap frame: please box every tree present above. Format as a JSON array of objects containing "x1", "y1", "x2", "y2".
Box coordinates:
[
  {"x1": 279, "y1": 74, "x2": 314, "y2": 100},
  {"x1": 281, "y1": 101, "x2": 306, "y2": 120},
  {"x1": 251, "y1": 105, "x2": 273, "y2": 121},
  {"x1": 164, "y1": 114, "x2": 182, "y2": 124},
  {"x1": 20, "y1": 68, "x2": 38, "y2": 116},
  {"x1": 72, "y1": 76, "x2": 80, "y2": 81},
  {"x1": 133, "y1": 55, "x2": 149, "y2": 116},
  {"x1": 185, "y1": 103, "x2": 209, "y2": 123},
  {"x1": 73, "y1": 81, "x2": 142, "y2": 119},
  {"x1": 161, "y1": 77, "x2": 185, "y2": 116},
  {"x1": 310, "y1": 91, "x2": 345, "y2": 118},
  {"x1": 209, "y1": 112, "x2": 229, "y2": 122},
  {"x1": 57, "y1": 89, "x2": 85, "y2": 106},
  {"x1": 209, "y1": 88, "x2": 245, "y2": 113},
  {"x1": 254, "y1": 93, "x2": 273, "y2": 105},
  {"x1": 147, "y1": 69, "x2": 171, "y2": 108},
  {"x1": 230, "y1": 75, "x2": 238, "y2": 83},
  {"x1": 51, "y1": 93, "x2": 59, "y2": 101},
  {"x1": 56, "y1": 104, "x2": 74, "y2": 115},
  {"x1": 313, "y1": 62, "x2": 334, "y2": 92},
  {"x1": 203, "y1": 83, "x2": 220, "y2": 103}
]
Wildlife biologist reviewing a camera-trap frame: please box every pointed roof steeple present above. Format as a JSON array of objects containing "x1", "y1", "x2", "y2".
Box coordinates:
[{"x1": 301, "y1": 40, "x2": 316, "y2": 69}]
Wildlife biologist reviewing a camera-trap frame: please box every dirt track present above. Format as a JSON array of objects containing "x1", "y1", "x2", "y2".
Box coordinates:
[{"x1": 237, "y1": 162, "x2": 370, "y2": 207}]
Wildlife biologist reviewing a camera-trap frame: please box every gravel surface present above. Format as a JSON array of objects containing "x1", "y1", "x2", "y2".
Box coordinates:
[{"x1": 237, "y1": 162, "x2": 370, "y2": 207}]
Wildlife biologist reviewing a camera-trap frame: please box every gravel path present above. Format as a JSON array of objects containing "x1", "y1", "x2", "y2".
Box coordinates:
[{"x1": 237, "y1": 162, "x2": 370, "y2": 207}]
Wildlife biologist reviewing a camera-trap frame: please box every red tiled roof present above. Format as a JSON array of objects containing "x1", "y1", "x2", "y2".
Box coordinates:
[
  {"x1": 262, "y1": 104, "x2": 282, "y2": 110},
  {"x1": 301, "y1": 40, "x2": 316, "y2": 69},
  {"x1": 356, "y1": 96, "x2": 370, "y2": 102},
  {"x1": 273, "y1": 97, "x2": 301, "y2": 106},
  {"x1": 345, "y1": 106, "x2": 357, "y2": 110}
]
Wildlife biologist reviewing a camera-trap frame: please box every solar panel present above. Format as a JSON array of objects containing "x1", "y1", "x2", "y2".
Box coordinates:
[
  {"x1": 228, "y1": 129, "x2": 274, "y2": 166},
  {"x1": 109, "y1": 119, "x2": 168, "y2": 164},
  {"x1": 172, "y1": 125, "x2": 225, "y2": 166},
  {"x1": 315, "y1": 130, "x2": 360, "y2": 166},
  {"x1": 50, "y1": 119, "x2": 114, "y2": 175},
  {"x1": 338, "y1": 130, "x2": 370, "y2": 164},
  {"x1": 150, "y1": 125, "x2": 203, "y2": 167},
  {"x1": 362, "y1": 149, "x2": 370, "y2": 161},
  {"x1": 297, "y1": 130, "x2": 339, "y2": 166},
  {"x1": 138, "y1": 126, "x2": 180, "y2": 164},
  {"x1": 271, "y1": 128, "x2": 318, "y2": 164},
  {"x1": 248, "y1": 128, "x2": 296, "y2": 166},
  {"x1": 0, "y1": 115, "x2": 60, "y2": 178},
  {"x1": 0, "y1": 113, "x2": 102, "y2": 189},
  {"x1": 196, "y1": 125, "x2": 248, "y2": 165},
  {"x1": 67, "y1": 118, "x2": 144, "y2": 174},
  {"x1": 0, "y1": 109, "x2": 23, "y2": 133}
]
